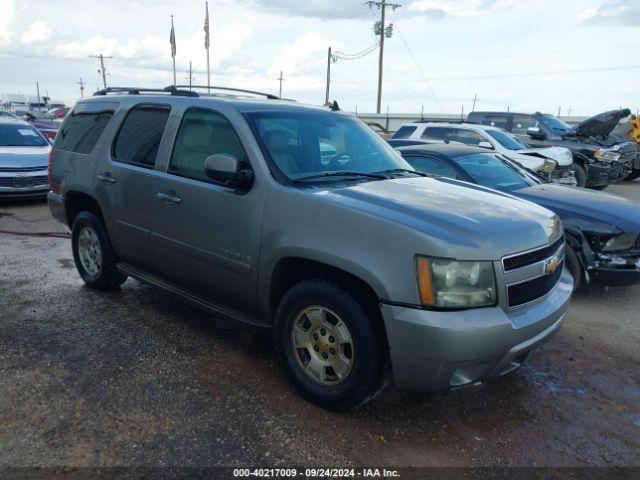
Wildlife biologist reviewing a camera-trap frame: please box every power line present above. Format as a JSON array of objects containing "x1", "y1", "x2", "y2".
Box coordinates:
[{"x1": 392, "y1": 22, "x2": 444, "y2": 113}]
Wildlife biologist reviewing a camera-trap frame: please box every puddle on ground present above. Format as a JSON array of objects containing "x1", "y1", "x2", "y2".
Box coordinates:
[
  {"x1": 57, "y1": 258, "x2": 74, "y2": 269},
  {"x1": 520, "y1": 363, "x2": 587, "y2": 395}
]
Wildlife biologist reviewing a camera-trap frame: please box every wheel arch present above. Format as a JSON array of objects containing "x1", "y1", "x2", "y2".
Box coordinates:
[{"x1": 65, "y1": 190, "x2": 104, "y2": 228}]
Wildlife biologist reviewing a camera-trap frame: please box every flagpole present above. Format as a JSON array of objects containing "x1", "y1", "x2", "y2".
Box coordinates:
[
  {"x1": 171, "y1": 15, "x2": 177, "y2": 87},
  {"x1": 205, "y1": 1, "x2": 211, "y2": 93}
]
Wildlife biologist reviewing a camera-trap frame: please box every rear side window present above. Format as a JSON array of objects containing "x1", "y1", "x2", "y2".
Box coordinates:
[
  {"x1": 56, "y1": 102, "x2": 117, "y2": 154},
  {"x1": 169, "y1": 108, "x2": 247, "y2": 182},
  {"x1": 392, "y1": 125, "x2": 417, "y2": 139},
  {"x1": 112, "y1": 104, "x2": 170, "y2": 168},
  {"x1": 421, "y1": 127, "x2": 458, "y2": 141},
  {"x1": 480, "y1": 114, "x2": 508, "y2": 129},
  {"x1": 511, "y1": 114, "x2": 538, "y2": 134}
]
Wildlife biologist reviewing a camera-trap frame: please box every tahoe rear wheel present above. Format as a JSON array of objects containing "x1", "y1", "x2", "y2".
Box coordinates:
[
  {"x1": 275, "y1": 280, "x2": 385, "y2": 410},
  {"x1": 72, "y1": 211, "x2": 127, "y2": 290}
]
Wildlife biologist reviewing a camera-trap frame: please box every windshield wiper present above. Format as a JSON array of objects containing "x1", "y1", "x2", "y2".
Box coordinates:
[
  {"x1": 373, "y1": 168, "x2": 432, "y2": 178},
  {"x1": 293, "y1": 171, "x2": 387, "y2": 183}
]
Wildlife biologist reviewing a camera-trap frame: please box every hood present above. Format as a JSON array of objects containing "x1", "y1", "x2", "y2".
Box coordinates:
[
  {"x1": 318, "y1": 177, "x2": 559, "y2": 259},
  {"x1": 516, "y1": 146, "x2": 573, "y2": 166},
  {"x1": 570, "y1": 108, "x2": 631, "y2": 138},
  {"x1": 514, "y1": 184, "x2": 640, "y2": 233},
  {"x1": 0, "y1": 146, "x2": 50, "y2": 168}
]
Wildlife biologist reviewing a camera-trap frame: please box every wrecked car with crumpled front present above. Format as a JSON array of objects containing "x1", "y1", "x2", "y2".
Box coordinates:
[{"x1": 466, "y1": 109, "x2": 638, "y2": 189}]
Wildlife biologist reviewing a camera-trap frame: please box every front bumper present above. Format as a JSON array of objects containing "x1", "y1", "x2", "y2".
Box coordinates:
[
  {"x1": 47, "y1": 191, "x2": 67, "y2": 226},
  {"x1": 587, "y1": 254, "x2": 640, "y2": 287},
  {"x1": 548, "y1": 165, "x2": 577, "y2": 186},
  {"x1": 381, "y1": 268, "x2": 573, "y2": 391}
]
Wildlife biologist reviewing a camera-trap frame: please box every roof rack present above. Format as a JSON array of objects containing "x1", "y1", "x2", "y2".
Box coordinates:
[
  {"x1": 412, "y1": 119, "x2": 465, "y2": 124},
  {"x1": 93, "y1": 86, "x2": 198, "y2": 97},
  {"x1": 174, "y1": 85, "x2": 280, "y2": 100}
]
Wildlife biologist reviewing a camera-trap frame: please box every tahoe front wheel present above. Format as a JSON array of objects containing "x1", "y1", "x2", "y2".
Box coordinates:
[{"x1": 275, "y1": 280, "x2": 385, "y2": 410}]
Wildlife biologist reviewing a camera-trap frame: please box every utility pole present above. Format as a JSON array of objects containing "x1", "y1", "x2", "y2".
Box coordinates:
[
  {"x1": 36, "y1": 82, "x2": 41, "y2": 108},
  {"x1": 78, "y1": 78, "x2": 85, "y2": 98},
  {"x1": 471, "y1": 94, "x2": 478, "y2": 112},
  {"x1": 278, "y1": 71, "x2": 284, "y2": 98},
  {"x1": 325, "y1": 47, "x2": 332, "y2": 105},
  {"x1": 90, "y1": 54, "x2": 113, "y2": 89},
  {"x1": 186, "y1": 61, "x2": 194, "y2": 90},
  {"x1": 367, "y1": 0, "x2": 401, "y2": 114}
]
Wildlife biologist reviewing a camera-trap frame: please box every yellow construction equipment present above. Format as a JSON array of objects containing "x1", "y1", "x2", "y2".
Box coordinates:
[{"x1": 629, "y1": 115, "x2": 640, "y2": 143}]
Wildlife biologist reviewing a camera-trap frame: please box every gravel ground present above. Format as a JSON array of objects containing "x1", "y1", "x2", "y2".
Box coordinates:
[{"x1": 0, "y1": 182, "x2": 639, "y2": 470}]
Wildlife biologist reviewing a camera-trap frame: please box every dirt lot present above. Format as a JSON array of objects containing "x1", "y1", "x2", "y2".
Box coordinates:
[{"x1": 0, "y1": 182, "x2": 639, "y2": 470}]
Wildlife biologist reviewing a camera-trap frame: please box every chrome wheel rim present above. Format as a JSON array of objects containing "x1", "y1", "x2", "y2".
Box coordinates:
[
  {"x1": 77, "y1": 226, "x2": 102, "y2": 276},
  {"x1": 291, "y1": 306, "x2": 354, "y2": 385}
]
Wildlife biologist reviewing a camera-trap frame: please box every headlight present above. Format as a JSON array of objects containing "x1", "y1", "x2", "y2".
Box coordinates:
[
  {"x1": 416, "y1": 257, "x2": 497, "y2": 308},
  {"x1": 540, "y1": 159, "x2": 557, "y2": 173},
  {"x1": 594, "y1": 148, "x2": 621, "y2": 163},
  {"x1": 602, "y1": 233, "x2": 639, "y2": 252}
]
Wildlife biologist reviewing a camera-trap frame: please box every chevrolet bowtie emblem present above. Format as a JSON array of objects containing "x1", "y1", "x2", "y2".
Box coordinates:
[{"x1": 545, "y1": 256, "x2": 560, "y2": 275}]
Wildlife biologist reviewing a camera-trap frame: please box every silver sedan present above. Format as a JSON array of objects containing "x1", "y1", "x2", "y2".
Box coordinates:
[{"x1": 0, "y1": 118, "x2": 51, "y2": 200}]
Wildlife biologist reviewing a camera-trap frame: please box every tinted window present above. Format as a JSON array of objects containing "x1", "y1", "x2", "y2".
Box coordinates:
[
  {"x1": 480, "y1": 114, "x2": 508, "y2": 129},
  {"x1": 392, "y1": 125, "x2": 417, "y2": 139},
  {"x1": 455, "y1": 129, "x2": 488, "y2": 147},
  {"x1": 536, "y1": 114, "x2": 571, "y2": 135},
  {"x1": 0, "y1": 123, "x2": 48, "y2": 147},
  {"x1": 421, "y1": 127, "x2": 458, "y2": 141},
  {"x1": 56, "y1": 103, "x2": 116, "y2": 154},
  {"x1": 170, "y1": 108, "x2": 247, "y2": 182},
  {"x1": 452, "y1": 153, "x2": 533, "y2": 192},
  {"x1": 403, "y1": 156, "x2": 460, "y2": 179},
  {"x1": 511, "y1": 114, "x2": 537, "y2": 134},
  {"x1": 113, "y1": 104, "x2": 170, "y2": 168}
]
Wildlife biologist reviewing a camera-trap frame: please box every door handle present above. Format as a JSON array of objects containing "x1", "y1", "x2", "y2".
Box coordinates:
[
  {"x1": 97, "y1": 172, "x2": 116, "y2": 184},
  {"x1": 157, "y1": 191, "x2": 182, "y2": 204}
]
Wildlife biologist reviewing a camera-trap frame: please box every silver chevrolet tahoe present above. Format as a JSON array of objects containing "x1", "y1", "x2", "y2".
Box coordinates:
[{"x1": 48, "y1": 86, "x2": 573, "y2": 410}]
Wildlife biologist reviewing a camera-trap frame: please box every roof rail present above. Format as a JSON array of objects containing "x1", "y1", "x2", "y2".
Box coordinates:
[
  {"x1": 174, "y1": 85, "x2": 280, "y2": 100},
  {"x1": 412, "y1": 119, "x2": 465, "y2": 124},
  {"x1": 93, "y1": 86, "x2": 198, "y2": 97}
]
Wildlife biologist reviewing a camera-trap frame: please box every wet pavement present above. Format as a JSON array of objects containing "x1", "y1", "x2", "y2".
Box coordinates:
[{"x1": 0, "y1": 182, "x2": 639, "y2": 469}]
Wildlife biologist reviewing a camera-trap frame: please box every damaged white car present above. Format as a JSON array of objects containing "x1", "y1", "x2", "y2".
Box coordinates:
[{"x1": 390, "y1": 122, "x2": 577, "y2": 186}]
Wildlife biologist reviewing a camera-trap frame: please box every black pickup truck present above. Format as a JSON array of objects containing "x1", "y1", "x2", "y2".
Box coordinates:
[{"x1": 466, "y1": 109, "x2": 638, "y2": 189}]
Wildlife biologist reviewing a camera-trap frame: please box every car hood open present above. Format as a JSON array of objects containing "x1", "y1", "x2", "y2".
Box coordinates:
[
  {"x1": 514, "y1": 184, "x2": 640, "y2": 233},
  {"x1": 318, "y1": 176, "x2": 558, "y2": 259},
  {"x1": 569, "y1": 108, "x2": 631, "y2": 138}
]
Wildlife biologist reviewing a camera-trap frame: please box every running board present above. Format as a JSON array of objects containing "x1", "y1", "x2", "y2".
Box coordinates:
[{"x1": 117, "y1": 262, "x2": 269, "y2": 328}]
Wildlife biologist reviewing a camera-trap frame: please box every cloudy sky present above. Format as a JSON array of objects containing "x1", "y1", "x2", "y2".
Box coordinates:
[{"x1": 0, "y1": 0, "x2": 638, "y2": 115}]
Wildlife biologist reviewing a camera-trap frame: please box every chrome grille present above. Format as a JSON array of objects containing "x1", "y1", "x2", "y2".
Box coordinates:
[
  {"x1": 508, "y1": 260, "x2": 564, "y2": 307},
  {"x1": 618, "y1": 142, "x2": 637, "y2": 165},
  {"x1": 0, "y1": 176, "x2": 48, "y2": 188},
  {"x1": 0, "y1": 166, "x2": 47, "y2": 172},
  {"x1": 502, "y1": 236, "x2": 565, "y2": 272}
]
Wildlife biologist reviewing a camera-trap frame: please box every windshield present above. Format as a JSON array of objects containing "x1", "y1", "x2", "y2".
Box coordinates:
[
  {"x1": 486, "y1": 129, "x2": 529, "y2": 151},
  {"x1": 536, "y1": 114, "x2": 571, "y2": 135},
  {"x1": 452, "y1": 153, "x2": 536, "y2": 192},
  {"x1": 245, "y1": 110, "x2": 411, "y2": 183},
  {"x1": 0, "y1": 123, "x2": 48, "y2": 147}
]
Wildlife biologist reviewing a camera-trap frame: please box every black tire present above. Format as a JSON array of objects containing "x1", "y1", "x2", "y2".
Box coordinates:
[
  {"x1": 274, "y1": 280, "x2": 385, "y2": 411},
  {"x1": 71, "y1": 211, "x2": 127, "y2": 289},
  {"x1": 564, "y1": 244, "x2": 583, "y2": 292},
  {"x1": 625, "y1": 168, "x2": 640, "y2": 181},
  {"x1": 572, "y1": 163, "x2": 587, "y2": 188}
]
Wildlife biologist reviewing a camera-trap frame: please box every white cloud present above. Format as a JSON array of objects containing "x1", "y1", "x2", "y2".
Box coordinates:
[
  {"x1": 578, "y1": 0, "x2": 640, "y2": 26},
  {"x1": 21, "y1": 21, "x2": 52, "y2": 44},
  {"x1": 408, "y1": 0, "x2": 517, "y2": 17},
  {"x1": 0, "y1": 0, "x2": 15, "y2": 45},
  {"x1": 268, "y1": 31, "x2": 340, "y2": 76}
]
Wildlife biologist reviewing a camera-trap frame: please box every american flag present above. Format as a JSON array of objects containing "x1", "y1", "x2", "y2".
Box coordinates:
[
  {"x1": 204, "y1": 1, "x2": 210, "y2": 49},
  {"x1": 170, "y1": 16, "x2": 176, "y2": 58}
]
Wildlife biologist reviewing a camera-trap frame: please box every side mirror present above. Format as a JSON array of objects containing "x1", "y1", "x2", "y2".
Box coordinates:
[
  {"x1": 204, "y1": 154, "x2": 253, "y2": 191},
  {"x1": 527, "y1": 126, "x2": 546, "y2": 140},
  {"x1": 477, "y1": 141, "x2": 494, "y2": 149}
]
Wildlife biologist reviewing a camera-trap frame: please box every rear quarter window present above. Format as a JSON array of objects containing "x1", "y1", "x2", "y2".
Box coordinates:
[{"x1": 56, "y1": 102, "x2": 118, "y2": 154}]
